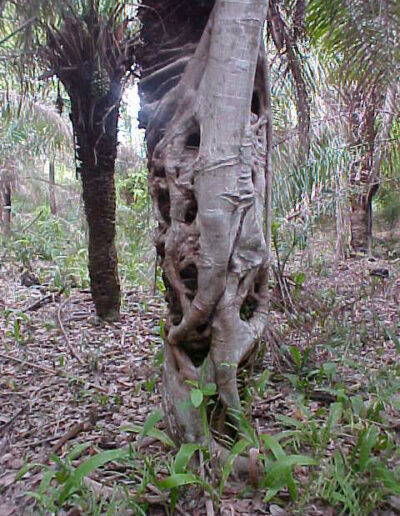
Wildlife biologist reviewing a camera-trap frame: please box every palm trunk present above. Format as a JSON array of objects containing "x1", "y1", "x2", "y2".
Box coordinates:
[
  {"x1": 81, "y1": 167, "x2": 119, "y2": 320},
  {"x1": 347, "y1": 88, "x2": 376, "y2": 254},
  {"x1": 268, "y1": 1, "x2": 310, "y2": 162},
  {"x1": 71, "y1": 96, "x2": 121, "y2": 321},
  {"x1": 49, "y1": 160, "x2": 57, "y2": 215},
  {"x1": 139, "y1": 0, "x2": 269, "y2": 448},
  {"x1": 45, "y1": 8, "x2": 136, "y2": 322},
  {"x1": 335, "y1": 166, "x2": 350, "y2": 261}
]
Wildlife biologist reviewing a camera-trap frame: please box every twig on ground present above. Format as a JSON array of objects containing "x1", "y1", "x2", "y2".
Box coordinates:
[
  {"x1": 0, "y1": 404, "x2": 29, "y2": 437},
  {"x1": 49, "y1": 421, "x2": 87, "y2": 456},
  {"x1": 0, "y1": 352, "x2": 55, "y2": 375},
  {"x1": 57, "y1": 297, "x2": 85, "y2": 365},
  {"x1": 137, "y1": 436, "x2": 159, "y2": 450},
  {"x1": 266, "y1": 393, "x2": 283, "y2": 403},
  {"x1": 27, "y1": 433, "x2": 65, "y2": 447},
  {"x1": 23, "y1": 288, "x2": 64, "y2": 313},
  {"x1": 31, "y1": 419, "x2": 96, "y2": 475}
]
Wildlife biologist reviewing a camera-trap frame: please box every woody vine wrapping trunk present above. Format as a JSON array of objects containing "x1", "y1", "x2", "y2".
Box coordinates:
[{"x1": 138, "y1": 0, "x2": 271, "y2": 448}]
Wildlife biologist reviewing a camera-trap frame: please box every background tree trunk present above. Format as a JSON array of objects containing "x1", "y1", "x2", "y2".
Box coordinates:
[
  {"x1": 139, "y1": 0, "x2": 270, "y2": 448},
  {"x1": 346, "y1": 87, "x2": 377, "y2": 254},
  {"x1": 347, "y1": 83, "x2": 397, "y2": 254},
  {"x1": 44, "y1": 6, "x2": 136, "y2": 321},
  {"x1": 267, "y1": 0, "x2": 310, "y2": 162},
  {"x1": 49, "y1": 160, "x2": 57, "y2": 215},
  {"x1": 1, "y1": 176, "x2": 11, "y2": 236},
  {"x1": 71, "y1": 95, "x2": 121, "y2": 321}
]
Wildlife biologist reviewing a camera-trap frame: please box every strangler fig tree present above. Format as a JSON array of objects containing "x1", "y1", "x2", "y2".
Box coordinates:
[{"x1": 138, "y1": 0, "x2": 271, "y2": 453}]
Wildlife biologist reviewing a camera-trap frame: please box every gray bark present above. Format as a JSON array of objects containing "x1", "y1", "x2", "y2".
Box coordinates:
[{"x1": 139, "y1": 0, "x2": 270, "y2": 451}]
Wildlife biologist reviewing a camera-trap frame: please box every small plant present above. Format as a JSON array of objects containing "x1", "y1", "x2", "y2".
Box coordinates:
[
  {"x1": 260, "y1": 433, "x2": 318, "y2": 502},
  {"x1": 25, "y1": 444, "x2": 131, "y2": 514},
  {"x1": 282, "y1": 346, "x2": 319, "y2": 394}
]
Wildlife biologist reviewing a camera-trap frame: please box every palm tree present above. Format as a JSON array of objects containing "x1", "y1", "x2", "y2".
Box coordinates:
[
  {"x1": 1, "y1": 0, "x2": 138, "y2": 320},
  {"x1": 307, "y1": 0, "x2": 400, "y2": 254},
  {"x1": 43, "y1": 2, "x2": 137, "y2": 320},
  {"x1": 267, "y1": 0, "x2": 311, "y2": 162}
]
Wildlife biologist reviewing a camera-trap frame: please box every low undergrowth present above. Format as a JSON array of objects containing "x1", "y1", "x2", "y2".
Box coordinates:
[
  {"x1": 2, "y1": 206, "x2": 400, "y2": 515},
  {"x1": 1, "y1": 169, "x2": 155, "y2": 293},
  {"x1": 22, "y1": 343, "x2": 400, "y2": 516}
]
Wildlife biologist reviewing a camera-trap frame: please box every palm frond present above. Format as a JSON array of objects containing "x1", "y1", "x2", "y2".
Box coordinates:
[{"x1": 307, "y1": 0, "x2": 400, "y2": 88}]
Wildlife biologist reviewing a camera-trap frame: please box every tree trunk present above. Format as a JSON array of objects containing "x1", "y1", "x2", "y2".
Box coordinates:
[
  {"x1": 347, "y1": 84, "x2": 397, "y2": 254},
  {"x1": 49, "y1": 160, "x2": 57, "y2": 215},
  {"x1": 335, "y1": 166, "x2": 350, "y2": 262},
  {"x1": 346, "y1": 87, "x2": 377, "y2": 254},
  {"x1": 138, "y1": 0, "x2": 270, "y2": 449},
  {"x1": 71, "y1": 95, "x2": 121, "y2": 321},
  {"x1": 267, "y1": 1, "x2": 310, "y2": 162},
  {"x1": 1, "y1": 177, "x2": 11, "y2": 236},
  {"x1": 45, "y1": 8, "x2": 136, "y2": 322},
  {"x1": 349, "y1": 199, "x2": 372, "y2": 253}
]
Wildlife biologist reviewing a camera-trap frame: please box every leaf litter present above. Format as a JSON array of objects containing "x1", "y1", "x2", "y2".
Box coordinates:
[{"x1": 1, "y1": 232, "x2": 400, "y2": 515}]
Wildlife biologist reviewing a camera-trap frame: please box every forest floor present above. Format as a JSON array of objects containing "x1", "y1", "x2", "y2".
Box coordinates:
[{"x1": 1, "y1": 227, "x2": 400, "y2": 516}]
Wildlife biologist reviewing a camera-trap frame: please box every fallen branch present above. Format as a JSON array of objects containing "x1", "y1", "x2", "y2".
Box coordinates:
[
  {"x1": 0, "y1": 352, "x2": 55, "y2": 375},
  {"x1": 27, "y1": 433, "x2": 65, "y2": 448},
  {"x1": 0, "y1": 404, "x2": 29, "y2": 437},
  {"x1": 57, "y1": 297, "x2": 85, "y2": 365},
  {"x1": 49, "y1": 421, "x2": 88, "y2": 456},
  {"x1": 30, "y1": 419, "x2": 95, "y2": 476},
  {"x1": 23, "y1": 288, "x2": 64, "y2": 313}
]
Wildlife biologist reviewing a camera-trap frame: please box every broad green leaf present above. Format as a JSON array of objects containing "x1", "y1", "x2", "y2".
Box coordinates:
[
  {"x1": 38, "y1": 469, "x2": 55, "y2": 494},
  {"x1": 141, "y1": 410, "x2": 164, "y2": 440},
  {"x1": 57, "y1": 448, "x2": 129, "y2": 505},
  {"x1": 264, "y1": 487, "x2": 280, "y2": 503},
  {"x1": 322, "y1": 362, "x2": 337, "y2": 378},
  {"x1": 294, "y1": 271, "x2": 306, "y2": 288},
  {"x1": 219, "y1": 439, "x2": 250, "y2": 497},
  {"x1": 327, "y1": 402, "x2": 343, "y2": 431},
  {"x1": 158, "y1": 473, "x2": 202, "y2": 490},
  {"x1": 261, "y1": 434, "x2": 286, "y2": 460},
  {"x1": 375, "y1": 465, "x2": 400, "y2": 494},
  {"x1": 358, "y1": 425, "x2": 378, "y2": 472},
  {"x1": 66, "y1": 442, "x2": 91, "y2": 462},
  {"x1": 275, "y1": 414, "x2": 304, "y2": 429},
  {"x1": 289, "y1": 346, "x2": 302, "y2": 368},
  {"x1": 15, "y1": 462, "x2": 32, "y2": 481},
  {"x1": 286, "y1": 468, "x2": 297, "y2": 501},
  {"x1": 282, "y1": 373, "x2": 300, "y2": 388},
  {"x1": 202, "y1": 382, "x2": 217, "y2": 396},
  {"x1": 264, "y1": 455, "x2": 317, "y2": 488},
  {"x1": 190, "y1": 389, "x2": 203, "y2": 408},
  {"x1": 174, "y1": 443, "x2": 202, "y2": 474},
  {"x1": 119, "y1": 424, "x2": 175, "y2": 448},
  {"x1": 350, "y1": 395, "x2": 365, "y2": 418}
]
